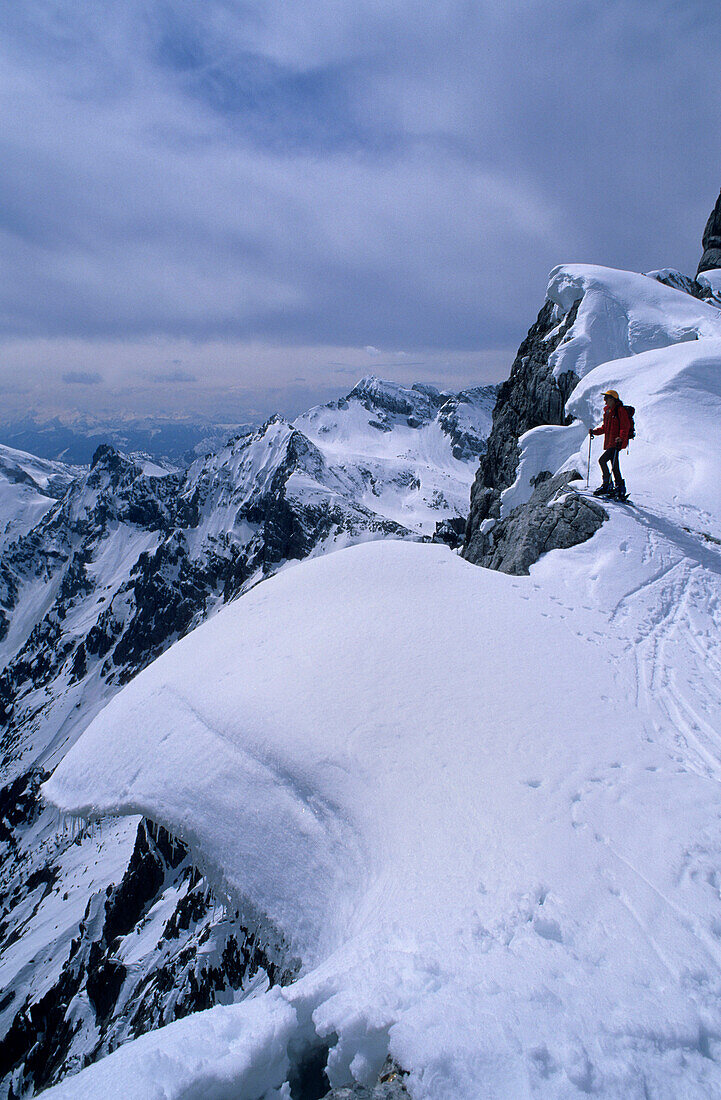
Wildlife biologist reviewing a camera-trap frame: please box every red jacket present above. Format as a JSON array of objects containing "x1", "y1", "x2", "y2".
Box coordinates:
[{"x1": 591, "y1": 404, "x2": 631, "y2": 450}]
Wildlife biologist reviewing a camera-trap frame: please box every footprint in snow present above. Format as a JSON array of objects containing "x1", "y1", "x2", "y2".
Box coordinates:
[{"x1": 533, "y1": 916, "x2": 564, "y2": 943}]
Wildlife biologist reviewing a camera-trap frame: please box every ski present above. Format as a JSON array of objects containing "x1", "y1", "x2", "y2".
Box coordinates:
[{"x1": 581, "y1": 487, "x2": 634, "y2": 506}]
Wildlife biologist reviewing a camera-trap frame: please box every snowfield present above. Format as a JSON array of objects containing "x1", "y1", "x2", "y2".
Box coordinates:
[{"x1": 41, "y1": 267, "x2": 721, "y2": 1098}]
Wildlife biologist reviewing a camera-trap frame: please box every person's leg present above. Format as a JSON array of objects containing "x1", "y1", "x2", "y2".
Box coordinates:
[
  {"x1": 595, "y1": 449, "x2": 613, "y2": 494},
  {"x1": 611, "y1": 448, "x2": 626, "y2": 497},
  {"x1": 611, "y1": 448, "x2": 622, "y2": 484}
]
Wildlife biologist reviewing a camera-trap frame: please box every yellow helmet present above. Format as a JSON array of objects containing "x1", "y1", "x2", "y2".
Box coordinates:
[{"x1": 603, "y1": 389, "x2": 619, "y2": 400}]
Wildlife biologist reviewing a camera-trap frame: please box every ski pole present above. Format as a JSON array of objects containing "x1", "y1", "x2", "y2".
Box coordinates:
[{"x1": 586, "y1": 432, "x2": 592, "y2": 488}]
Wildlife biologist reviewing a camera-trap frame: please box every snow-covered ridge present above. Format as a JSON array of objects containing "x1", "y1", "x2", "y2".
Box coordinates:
[
  {"x1": 44, "y1": 510, "x2": 721, "y2": 1097},
  {"x1": 302, "y1": 374, "x2": 495, "y2": 459},
  {"x1": 296, "y1": 375, "x2": 495, "y2": 533},
  {"x1": 497, "y1": 265, "x2": 721, "y2": 530}
]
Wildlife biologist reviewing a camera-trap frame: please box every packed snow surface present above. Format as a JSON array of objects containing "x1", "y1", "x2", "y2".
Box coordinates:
[
  {"x1": 45, "y1": 531, "x2": 721, "y2": 1093},
  {"x1": 42, "y1": 279, "x2": 721, "y2": 1098}
]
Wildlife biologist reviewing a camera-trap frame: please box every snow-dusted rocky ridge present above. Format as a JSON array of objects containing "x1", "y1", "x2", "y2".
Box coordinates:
[
  {"x1": 464, "y1": 262, "x2": 721, "y2": 571},
  {"x1": 0, "y1": 379, "x2": 493, "y2": 1098},
  {"x1": 296, "y1": 377, "x2": 495, "y2": 536}
]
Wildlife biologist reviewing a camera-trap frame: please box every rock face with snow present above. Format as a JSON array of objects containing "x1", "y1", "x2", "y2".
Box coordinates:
[
  {"x1": 464, "y1": 470, "x2": 607, "y2": 574},
  {"x1": 463, "y1": 299, "x2": 580, "y2": 539},
  {"x1": 0, "y1": 376, "x2": 493, "y2": 1098},
  {"x1": 698, "y1": 186, "x2": 721, "y2": 275},
  {"x1": 464, "y1": 261, "x2": 721, "y2": 570},
  {"x1": 0, "y1": 816, "x2": 290, "y2": 1099}
]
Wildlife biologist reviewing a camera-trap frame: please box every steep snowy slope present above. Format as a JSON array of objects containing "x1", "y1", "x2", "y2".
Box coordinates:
[
  {"x1": 296, "y1": 377, "x2": 495, "y2": 534},
  {"x1": 465, "y1": 262, "x2": 721, "y2": 558},
  {"x1": 498, "y1": 266, "x2": 721, "y2": 528},
  {"x1": 43, "y1": 326, "x2": 721, "y2": 1097},
  {"x1": 0, "y1": 446, "x2": 80, "y2": 550}
]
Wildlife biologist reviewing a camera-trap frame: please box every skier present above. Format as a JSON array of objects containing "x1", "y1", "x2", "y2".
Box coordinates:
[{"x1": 589, "y1": 389, "x2": 631, "y2": 499}]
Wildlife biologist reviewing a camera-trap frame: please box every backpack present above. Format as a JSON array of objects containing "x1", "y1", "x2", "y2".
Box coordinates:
[{"x1": 624, "y1": 405, "x2": 636, "y2": 440}]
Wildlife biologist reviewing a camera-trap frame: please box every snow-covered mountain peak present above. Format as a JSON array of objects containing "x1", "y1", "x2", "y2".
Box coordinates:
[
  {"x1": 0, "y1": 444, "x2": 80, "y2": 550},
  {"x1": 58, "y1": 444, "x2": 178, "y2": 533},
  {"x1": 345, "y1": 375, "x2": 445, "y2": 421},
  {"x1": 294, "y1": 376, "x2": 495, "y2": 534}
]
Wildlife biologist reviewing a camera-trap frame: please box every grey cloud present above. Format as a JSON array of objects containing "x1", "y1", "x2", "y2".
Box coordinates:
[
  {"x1": 151, "y1": 369, "x2": 198, "y2": 383},
  {"x1": 62, "y1": 370, "x2": 103, "y2": 384},
  {"x1": 0, "y1": 0, "x2": 719, "y2": 365}
]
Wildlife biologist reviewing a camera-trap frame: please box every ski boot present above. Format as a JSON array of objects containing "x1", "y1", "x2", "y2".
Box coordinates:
[
  {"x1": 611, "y1": 479, "x2": 629, "y2": 502},
  {"x1": 593, "y1": 479, "x2": 613, "y2": 497}
]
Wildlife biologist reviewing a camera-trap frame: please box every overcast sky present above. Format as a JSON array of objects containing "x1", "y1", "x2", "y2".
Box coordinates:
[{"x1": 1, "y1": 1, "x2": 720, "y2": 423}]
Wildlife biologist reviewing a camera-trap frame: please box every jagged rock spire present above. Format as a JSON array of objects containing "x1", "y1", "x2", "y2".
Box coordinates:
[{"x1": 698, "y1": 188, "x2": 721, "y2": 274}]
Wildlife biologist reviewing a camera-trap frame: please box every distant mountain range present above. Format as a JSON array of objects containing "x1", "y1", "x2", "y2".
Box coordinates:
[{"x1": 0, "y1": 416, "x2": 257, "y2": 467}]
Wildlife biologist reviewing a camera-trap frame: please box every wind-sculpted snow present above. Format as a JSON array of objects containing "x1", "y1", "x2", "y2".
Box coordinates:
[
  {"x1": 547, "y1": 263, "x2": 721, "y2": 383},
  {"x1": 44, "y1": 499, "x2": 721, "y2": 1099},
  {"x1": 0, "y1": 376, "x2": 493, "y2": 1096}
]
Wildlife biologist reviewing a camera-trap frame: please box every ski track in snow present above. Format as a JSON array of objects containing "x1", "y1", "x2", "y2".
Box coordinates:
[{"x1": 609, "y1": 522, "x2": 721, "y2": 784}]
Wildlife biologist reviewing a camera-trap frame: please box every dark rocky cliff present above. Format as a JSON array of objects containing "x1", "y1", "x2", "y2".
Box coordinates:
[
  {"x1": 698, "y1": 188, "x2": 721, "y2": 275},
  {"x1": 461, "y1": 297, "x2": 583, "y2": 570}
]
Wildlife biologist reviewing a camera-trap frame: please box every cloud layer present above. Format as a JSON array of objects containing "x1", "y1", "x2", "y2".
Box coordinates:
[{"x1": 1, "y1": 1, "x2": 720, "y2": 418}]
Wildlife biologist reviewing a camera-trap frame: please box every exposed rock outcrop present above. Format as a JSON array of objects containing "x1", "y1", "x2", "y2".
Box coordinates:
[
  {"x1": 464, "y1": 470, "x2": 607, "y2": 575},
  {"x1": 645, "y1": 268, "x2": 708, "y2": 300},
  {"x1": 321, "y1": 1059, "x2": 410, "y2": 1099},
  {"x1": 462, "y1": 298, "x2": 580, "y2": 546},
  {"x1": 698, "y1": 188, "x2": 721, "y2": 275}
]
